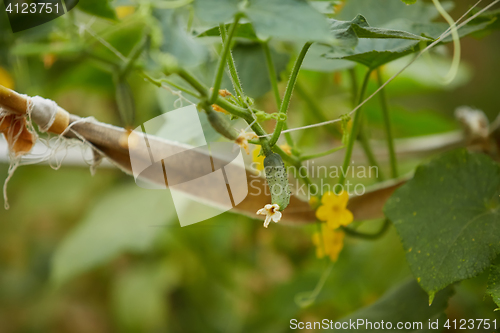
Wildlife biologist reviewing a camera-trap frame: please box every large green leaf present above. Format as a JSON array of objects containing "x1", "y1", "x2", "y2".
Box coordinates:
[
  {"x1": 226, "y1": 43, "x2": 289, "y2": 97},
  {"x1": 384, "y1": 150, "x2": 500, "y2": 297},
  {"x1": 52, "y1": 184, "x2": 176, "y2": 284},
  {"x1": 326, "y1": 18, "x2": 495, "y2": 69},
  {"x1": 77, "y1": 0, "x2": 117, "y2": 20},
  {"x1": 323, "y1": 0, "x2": 498, "y2": 69},
  {"x1": 331, "y1": 15, "x2": 430, "y2": 49},
  {"x1": 156, "y1": 9, "x2": 208, "y2": 67},
  {"x1": 244, "y1": 0, "x2": 333, "y2": 42},
  {"x1": 336, "y1": 0, "x2": 449, "y2": 27},
  {"x1": 192, "y1": 0, "x2": 240, "y2": 24},
  {"x1": 486, "y1": 262, "x2": 500, "y2": 309},
  {"x1": 336, "y1": 279, "x2": 453, "y2": 332},
  {"x1": 197, "y1": 23, "x2": 259, "y2": 41},
  {"x1": 112, "y1": 264, "x2": 179, "y2": 331}
]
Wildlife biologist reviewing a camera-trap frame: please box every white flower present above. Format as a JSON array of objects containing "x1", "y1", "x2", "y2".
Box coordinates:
[{"x1": 256, "y1": 204, "x2": 282, "y2": 228}]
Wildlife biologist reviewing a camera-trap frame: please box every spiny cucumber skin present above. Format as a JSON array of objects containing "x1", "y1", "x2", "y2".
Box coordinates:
[{"x1": 264, "y1": 153, "x2": 290, "y2": 210}]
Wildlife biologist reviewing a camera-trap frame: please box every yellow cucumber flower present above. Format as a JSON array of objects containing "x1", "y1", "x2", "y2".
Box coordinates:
[
  {"x1": 316, "y1": 191, "x2": 354, "y2": 229},
  {"x1": 252, "y1": 146, "x2": 265, "y2": 171},
  {"x1": 312, "y1": 223, "x2": 345, "y2": 261}
]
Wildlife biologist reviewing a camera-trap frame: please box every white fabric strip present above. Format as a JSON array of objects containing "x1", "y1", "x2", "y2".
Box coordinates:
[{"x1": 29, "y1": 96, "x2": 59, "y2": 132}]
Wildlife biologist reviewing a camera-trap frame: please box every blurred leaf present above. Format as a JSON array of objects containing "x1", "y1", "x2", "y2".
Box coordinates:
[
  {"x1": 486, "y1": 263, "x2": 500, "y2": 309},
  {"x1": 337, "y1": 279, "x2": 453, "y2": 332},
  {"x1": 10, "y1": 42, "x2": 83, "y2": 57},
  {"x1": 302, "y1": 44, "x2": 355, "y2": 72},
  {"x1": 325, "y1": 10, "x2": 498, "y2": 69},
  {"x1": 336, "y1": 0, "x2": 449, "y2": 27},
  {"x1": 383, "y1": 55, "x2": 472, "y2": 93},
  {"x1": 52, "y1": 184, "x2": 175, "y2": 284},
  {"x1": 401, "y1": 0, "x2": 417, "y2": 4},
  {"x1": 156, "y1": 9, "x2": 208, "y2": 67},
  {"x1": 365, "y1": 105, "x2": 458, "y2": 138},
  {"x1": 197, "y1": 23, "x2": 259, "y2": 41},
  {"x1": 91, "y1": 19, "x2": 147, "y2": 61},
  {"x1": 192, "y1": 0, "x2": 240, "y2": 24},
  {"x1": 245, "y1": 0, "x2": 333, "y2": 43},
  {"x1": 226, "y1": 43, "x2": 289, "y2": 97},
  {"x1": 78, "y1": 0, "x2": 117, "y2": 20},
  {"x1": 385, "y1": 150, "x2": 500, "y2": 297},
  {"x1": 112, "y1": 263, "x2": 179, "y2": 331}
]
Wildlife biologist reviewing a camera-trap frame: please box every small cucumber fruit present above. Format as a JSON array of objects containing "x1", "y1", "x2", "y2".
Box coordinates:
[{"x1": 264, "y1": 153, "x2": 290, "y2": 210}]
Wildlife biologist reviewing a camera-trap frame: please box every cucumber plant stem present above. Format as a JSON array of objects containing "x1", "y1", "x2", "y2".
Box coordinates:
[
  {"x1": 301, "y1": 146, "x2": 344, "y2": 161},
  {"x1": 263, "y1": 41, "x2": 281, "y2": 109},
  {"x1": 219, "y1": 23, "x2": 245, "y2": 98},
  {"x1": 269, "y1": 42, "x2": 312, "y2": 147},
  {"x1": 377, "y1": 68, "x2": 398, "y2": 178},
  {"x1": 338, "y1": 69, "x2": 372, "y2": 188},
  {"x1": 210, "y1": 15, "x2": 241, "y2": 104}
]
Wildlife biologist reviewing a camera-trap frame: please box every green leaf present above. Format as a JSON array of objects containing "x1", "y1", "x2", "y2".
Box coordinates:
[
  {"x1": 330, "y1": 15, "x2": 430, "y2": 50},
  {"x1": 224, "y1": 43, "x2": 289, "y2": 97},
  {"x1": 487, "y1": 262, "x2": 500, "y2": 309},
  {"x1": 192, "y1": 0, "x2": 240, "y2": 24},
  {"x1": 302, "y1": 43, "x2": 355, "y2": 72},
  {"x1": 336, "y1": 0, "x2": 450, "y2": 26},
  {"x1": 384, "y1": 149, "x2": 500, "y2": 295},
  {"x1": 197, "y1": 23, "x2": 259, "y2": 41},
  {"x1": 325, "y1": 0, "x2": 497, "y2": 69},
  {"x1": 325, "y1": 17, "x2": 496, "y2": 69},
  {"x1": 337, "y1": 279, "x2": 453, "y2": 332},
  {"x1": 52, "y1": 184, "x2": 176, "y2": 285},
  {"x1": 401, "y1": 0, "x2": 417, "y2": 4},
  {"x1": 78, "y1": 0, "x2": 117, "y2": 20},
  {"x1": 157, "y1": 10, "x2": 208, "y2": 67},
  {"x1": 112, "y1": 264, "x2": 179, "y2": 331},
  {"x1": 244, "y1": 0, "x2": 333, "y2": 43}
]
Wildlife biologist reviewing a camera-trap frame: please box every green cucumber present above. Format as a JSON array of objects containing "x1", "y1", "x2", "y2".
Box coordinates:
[
  {"x1": 264, "y1": 153, "x2": 290, "y2": 210},
  {"x1": 207, "y1": 107, "x2": 238, "y2": 140}
]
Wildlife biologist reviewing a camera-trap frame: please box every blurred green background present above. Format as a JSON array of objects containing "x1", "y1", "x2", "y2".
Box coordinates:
[{"x1": 0, "y1": 0, "x2": 500, "y2": 332}]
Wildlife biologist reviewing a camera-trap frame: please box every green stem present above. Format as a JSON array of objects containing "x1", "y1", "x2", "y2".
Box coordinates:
[
  {"x1": 216, "y1": 96, "x2": 253, "y2": 119},
  {"x1": 210, "y1": 15, "x2": 241, "y2": 104},
  {"x1": 160, "y1": 79, "x2": 201, "y2": 98},
  {"x1": 269, "y1": 42, "x2": 312, "y2": 147},
  {"x1": 263, "y1": 42, "x2": 295, "y2": 147},
  {"x1": 120, "y1": 36, "x2": 148, "y2": 78},
  {"x1": 348, "y1": 67, "x2": 358, "y2": 107},
  {"x1": 377, "y1": 68, "x2": 398, "y2": 178},
  {"x1": 338, "y1": 69, "x2": 372, "y2": 188},
  {"x1": 142, "y1": 72, "x2": 201, "y2": 98},
  {"x1": 342, "y1": 219, "x2": 390, "y2": 240},
  {"x1": 295, "y1": 82, "x2": 341, "y2": 138},
  {"x1": 177, "y1": 69, "x2": 209, "y2": 98},
  {"x1": 219, "y1": 23, "x2": 245, "y2": 99},
  {"x1": 358, "y1": 128, "x2": 385, "y2": 181},
  {"x1": 263, "y1": 41, "x2": 281, "y2": 109},
  {"x1": 295, "y1": 261, "x2": 334, "y2": 308},
  {"x1": 178, "y1": 69, "x2": 251, "y2": 119},
  {"x1": 301, "y1": 146, "x2": 344, "y2": 161}
]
